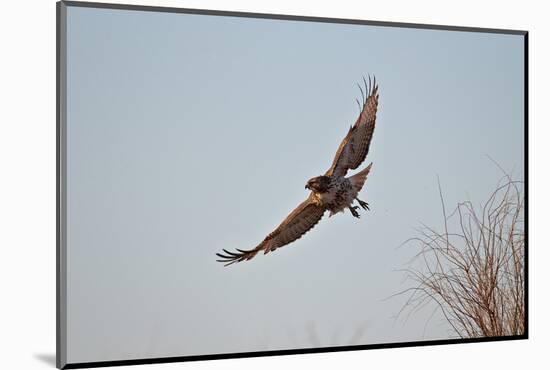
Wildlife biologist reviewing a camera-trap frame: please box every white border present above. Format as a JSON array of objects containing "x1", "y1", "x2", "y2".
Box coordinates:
[{"x1": 1, "y1": 1, "x2": 548, "y2": 369}]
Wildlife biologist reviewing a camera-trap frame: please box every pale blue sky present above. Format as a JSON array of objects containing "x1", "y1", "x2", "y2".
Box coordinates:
[{"x1": 65, "y1": 5, "x2": 524, "y2": 363}]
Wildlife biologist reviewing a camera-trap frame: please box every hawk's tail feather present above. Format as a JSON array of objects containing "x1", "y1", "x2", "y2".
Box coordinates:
[
  {"x1": 349, "y1": 162, "x2": 373, "y2": 192},
  {"x1": 216, "y1": 247, "x2": 262, "y2": 267}
]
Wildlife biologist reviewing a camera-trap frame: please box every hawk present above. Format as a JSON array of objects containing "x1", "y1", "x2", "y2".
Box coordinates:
[{"x1": 216, "y1": 76, "x2": 379, "y2": 266}]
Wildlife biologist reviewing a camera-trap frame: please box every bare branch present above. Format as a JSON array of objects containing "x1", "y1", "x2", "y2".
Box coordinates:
[{"x1": 393, "y1": 168, "x2": 525, "y2": 338}]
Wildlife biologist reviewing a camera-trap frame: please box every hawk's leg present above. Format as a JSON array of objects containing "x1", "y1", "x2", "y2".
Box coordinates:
[
  {"x1": 349, "y1": 206, "x2": 361, "y2": 218},
  {"x1": 356, "y1": 198, "x2": 370, "y2": 211}
]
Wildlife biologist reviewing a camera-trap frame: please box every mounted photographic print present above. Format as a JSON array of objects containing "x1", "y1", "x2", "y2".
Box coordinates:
[{"x1": 57, "y1": 1, "x2": 528, "y2": 368}]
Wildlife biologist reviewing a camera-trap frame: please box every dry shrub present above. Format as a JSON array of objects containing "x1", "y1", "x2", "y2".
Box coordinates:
[{"x1": 398, "y1": 171, "x2": 525, "y2": 338}]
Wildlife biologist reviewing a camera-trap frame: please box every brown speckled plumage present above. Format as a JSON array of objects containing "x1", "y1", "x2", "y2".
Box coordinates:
[{"x1": 216, "y1": 77, "x2": 379, "y2": 266}]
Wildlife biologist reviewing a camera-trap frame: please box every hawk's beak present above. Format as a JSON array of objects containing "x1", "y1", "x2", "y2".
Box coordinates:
[{"x1": 305, "y1": 184, "x2": 310, "y2": 190}]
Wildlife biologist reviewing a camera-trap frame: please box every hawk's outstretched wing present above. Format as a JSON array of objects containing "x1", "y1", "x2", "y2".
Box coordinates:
[
  {"x1": 326, "y1": 76, "x2": 379, "y2": 178},
  {"x1": 216, "y1": 194, "x2": 325, "y2": 266}
]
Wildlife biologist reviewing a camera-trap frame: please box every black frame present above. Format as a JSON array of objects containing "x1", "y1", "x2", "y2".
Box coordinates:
[{"x1": 56, "y1": 1, "x2": 529, "y2": 368}]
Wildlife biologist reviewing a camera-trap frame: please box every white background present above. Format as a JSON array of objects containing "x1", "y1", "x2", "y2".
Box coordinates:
[{"x1": 0, "y1": 0, "x2": 546, "y2": 369}]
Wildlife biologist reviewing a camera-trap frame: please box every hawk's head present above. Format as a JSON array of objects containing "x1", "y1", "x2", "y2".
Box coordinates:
[{"x1": 305, "y1": 176, "x2": 331, "y2": 193}]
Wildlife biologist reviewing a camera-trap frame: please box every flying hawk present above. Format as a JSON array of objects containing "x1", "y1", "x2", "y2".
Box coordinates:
[{"x1": 216, "y1": 76, "x2": 379, "y2": 266}]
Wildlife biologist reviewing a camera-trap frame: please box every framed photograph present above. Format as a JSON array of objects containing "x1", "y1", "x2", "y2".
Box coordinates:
[{"x1": 57, "y1": 1, "x2": 527, "y2": 368}]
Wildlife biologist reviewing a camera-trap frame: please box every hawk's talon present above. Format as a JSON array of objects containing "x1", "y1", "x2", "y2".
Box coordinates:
[
  {"x1": 357, "y1": 198, "x2": 370, "y2": 211},
  {"x1": 349, "y1": 206, "x2": 361, "y2": 218}
]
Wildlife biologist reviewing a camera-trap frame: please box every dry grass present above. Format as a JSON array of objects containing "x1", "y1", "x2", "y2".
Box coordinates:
[{"x1": 397, "y1": 170, "x2": 525, "y2": 338}]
